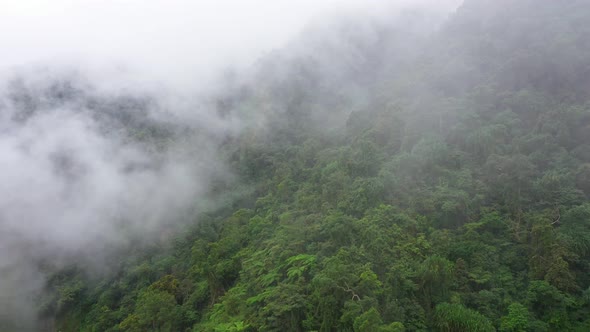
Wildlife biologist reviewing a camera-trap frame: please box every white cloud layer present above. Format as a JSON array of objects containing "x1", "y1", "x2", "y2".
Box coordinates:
[{"x1": 0, "y1": 0, "x2": 461, "y2": 89}]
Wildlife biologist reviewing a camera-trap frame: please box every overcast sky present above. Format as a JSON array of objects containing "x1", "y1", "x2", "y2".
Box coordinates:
[
  {"x1": 0, "y1": 0, "x2": 461, "y2": 88},
  {"x1": 0, "y1": 0, "x2": 378, "y2": 83}
]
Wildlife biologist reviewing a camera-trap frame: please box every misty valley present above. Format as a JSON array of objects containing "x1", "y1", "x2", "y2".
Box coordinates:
[{"x1": 3, "y1": 0, "x2": 590, "y2": 331}]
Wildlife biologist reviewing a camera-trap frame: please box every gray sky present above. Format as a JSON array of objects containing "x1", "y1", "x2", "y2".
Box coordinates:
[
  {"x1": 0, "y1": 0, "x2": 461, "y2": 88},
  {"x1": 0, "y1": 0, "x2": 374, "y2": 82}
]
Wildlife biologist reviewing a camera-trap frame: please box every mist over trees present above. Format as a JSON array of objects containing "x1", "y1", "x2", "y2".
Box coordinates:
[{"x1": 2, "y1": 0, "x2": 590, "y2": 331}]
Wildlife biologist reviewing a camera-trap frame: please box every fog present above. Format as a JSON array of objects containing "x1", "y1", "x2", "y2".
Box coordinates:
[
  {"x1": 0, "y1": 0, "x2": 372, "y2": 88},
  {"x1": 0, "y1": 0, "x2": 460, "y2": 89},
  {"x1": 0, "y1": 0, "x2": 462, "y2": 329}
]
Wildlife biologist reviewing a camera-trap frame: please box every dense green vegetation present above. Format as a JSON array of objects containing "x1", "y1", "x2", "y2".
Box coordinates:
[{"x1": 47, "y1": 1, "x2": 590, "y2": 331}]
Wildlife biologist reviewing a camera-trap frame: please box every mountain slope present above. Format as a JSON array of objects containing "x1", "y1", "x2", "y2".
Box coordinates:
[{"x1": 46, "y1": 1, "x2": 590, "y2": 331}]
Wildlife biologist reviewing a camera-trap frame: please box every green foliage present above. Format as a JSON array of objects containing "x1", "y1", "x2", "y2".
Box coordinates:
[
  {"x1": 119, "y1": 289, "x2": 181, "y2": 332},
  {"x1": 44, "y1": 1, "x2": 590, "y2": 331},
  {"x1": 353, "y1": 307, "x2": 382, "y2": 332},
  {"x1": 500, "y1": 303, "x2": 530, "y2": 332},
  {"x1": 434, "y1": 303, "x2": 495, "y2": 332}
]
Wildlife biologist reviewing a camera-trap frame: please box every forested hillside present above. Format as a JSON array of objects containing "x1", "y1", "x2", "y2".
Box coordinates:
[{"x1": 47, "y1": 0, "x2": 590, "y2": 331}]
